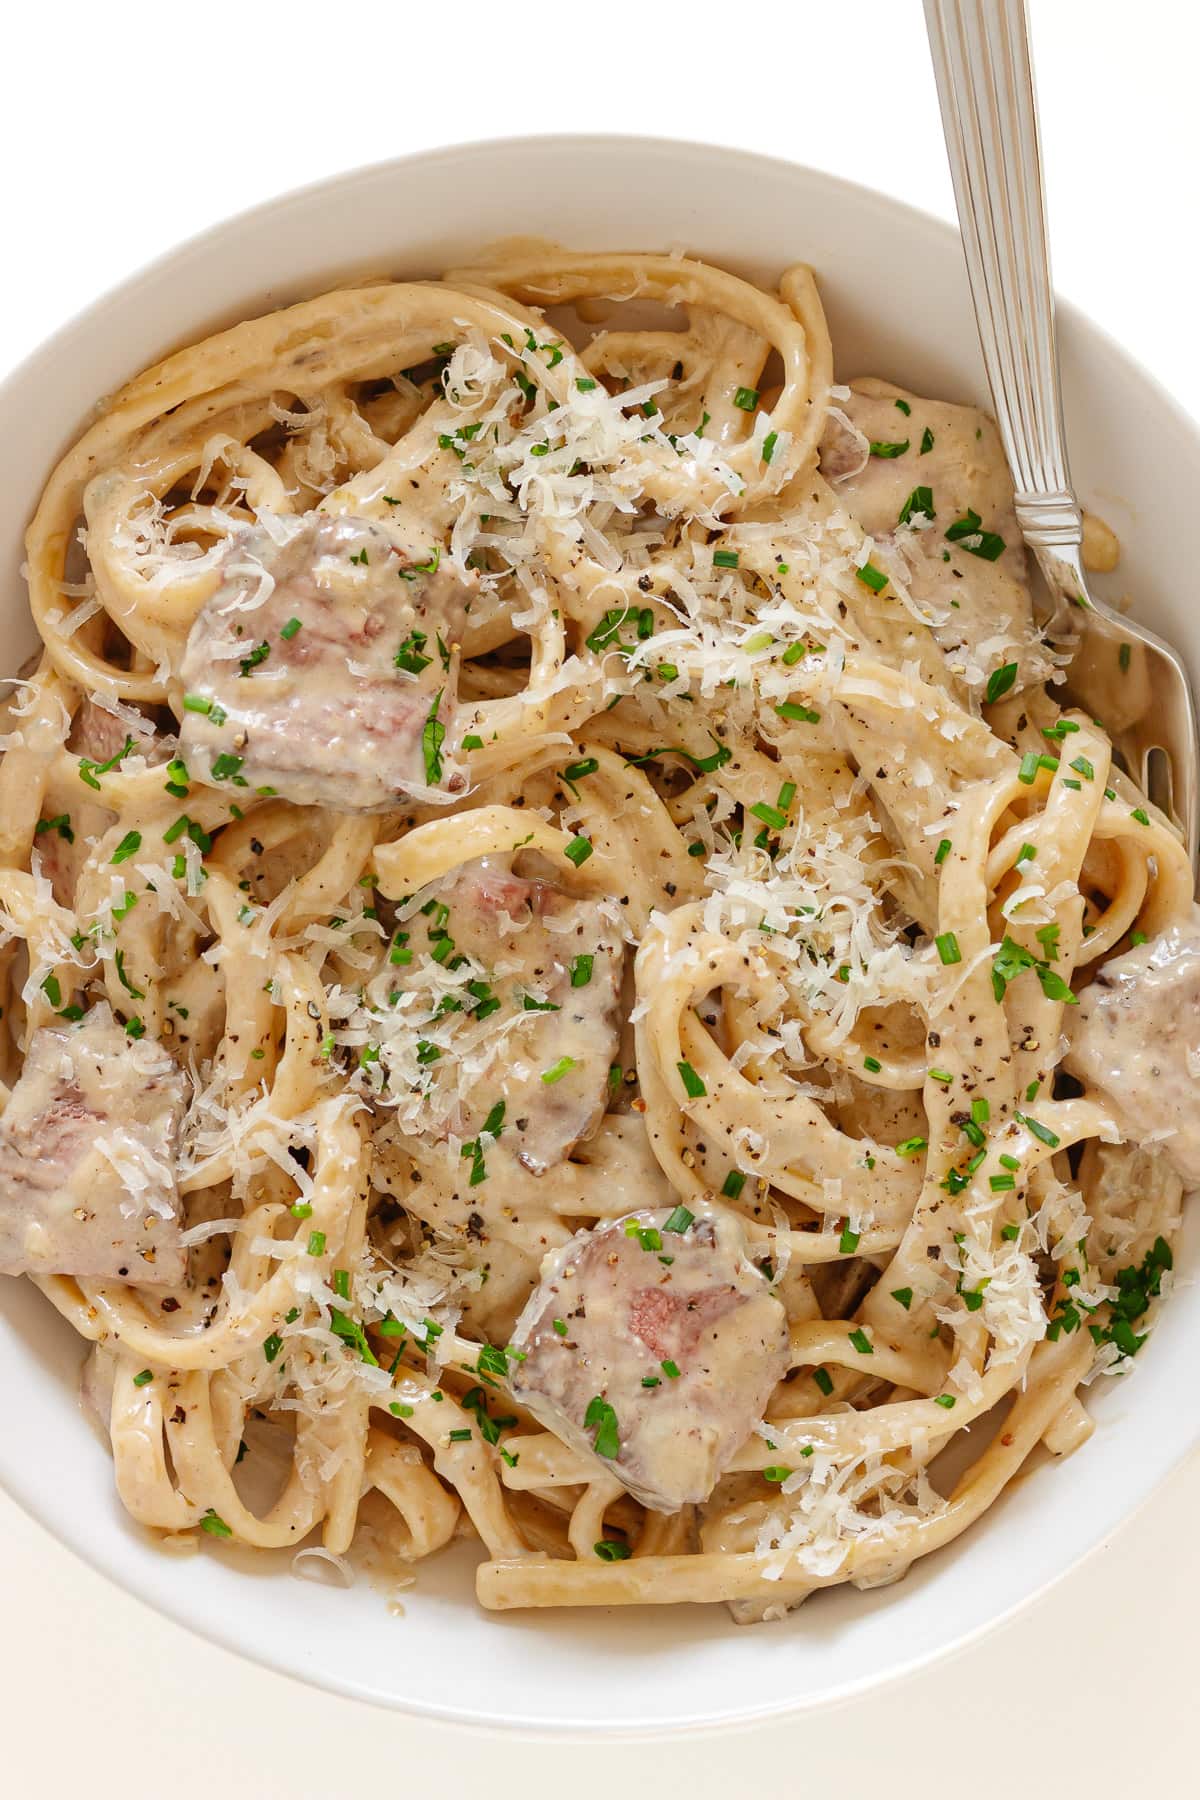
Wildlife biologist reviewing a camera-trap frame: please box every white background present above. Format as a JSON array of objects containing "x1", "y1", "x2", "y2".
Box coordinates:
[{"x1": 3, "y1": 1, "x2": 1198, "y2": 1791}]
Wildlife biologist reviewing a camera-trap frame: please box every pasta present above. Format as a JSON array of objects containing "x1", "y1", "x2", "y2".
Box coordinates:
[{"x1": 0, "y1": 240, "x2": 1195, "y2": 1623}]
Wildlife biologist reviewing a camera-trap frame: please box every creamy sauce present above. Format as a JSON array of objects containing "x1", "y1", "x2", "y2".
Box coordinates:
[
  {"x1": 367, "y1": 855, "x2": 626, "y2": 1345},
  {"x1": 429, "y1": 856, "x2": 624, "y2": 1173},
  {"x1": 0, "y1": 1007, "x2": 185, "y2": 1280},
  {"x1": 179, "y1": 514, "x2": 474, "y2": 810},
  {"x1": 510, "y1": 1206, "x2": 789, "y2": 1511},
  {"x1": 1066, "y1": 913, "x2": 1200, "y2": 1184},
  {"x1": 820, "y1": 378, "x2": 1039, "y2": 688},
  {"x1": 40, "y1": 699, "x2": 164, "y2": 907}
]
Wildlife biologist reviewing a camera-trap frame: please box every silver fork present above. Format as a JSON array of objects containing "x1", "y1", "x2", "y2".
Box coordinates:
[{"x1": 924, "y1": 0, "x2": 1199, "y2": 868}]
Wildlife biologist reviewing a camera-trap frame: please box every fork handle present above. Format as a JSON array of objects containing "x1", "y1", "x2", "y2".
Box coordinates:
[{"x1": 924, "y1": 0, "x2": 1085, "y2": 590}]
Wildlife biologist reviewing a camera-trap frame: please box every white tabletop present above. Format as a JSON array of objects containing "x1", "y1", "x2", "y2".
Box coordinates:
[{"x1": 3, "y1": 1, "x2": 1196, "y2": 1790}]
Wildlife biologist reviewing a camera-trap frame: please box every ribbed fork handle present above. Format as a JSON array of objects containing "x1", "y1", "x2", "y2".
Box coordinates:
[{"x1": 924, "y1": 0, "x2": 1085, "y2": 593}]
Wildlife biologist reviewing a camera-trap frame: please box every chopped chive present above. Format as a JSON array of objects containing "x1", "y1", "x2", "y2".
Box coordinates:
[
  {"x1": 898, "y1": 484, "x2": 934, "y2": 524},
  {"x1": 848, "y1": 1327, "x2": 873, "y2": 1355},
  {"x1": 891, "y1": 1288, "x2": 913, "y2": 1310},
  {"x1": 565, "y1": 835, "x2": 593, "y2": 867},
  {"x1": 713, "y1": 549, "x2": 740, "y2": 570},
  {"x1": 77, "y1": 735, "x2": 135, "y2": 790},
  {"x1": 863, "y1": 1055, "x2": 881, "y2": 1073},
  {"x1": 945, "y1": 508, "x2": 1005, "y2": 560},
  {"x1": 583, "y1": 1395, "x2": 620, "y2": 1458},
  {"x1": 110, "y1": 830, "x2": 141, "y2": 865},
  {"x1": 676, "y1": 1062, "x2": 706, "y2": 1099},
  {"x1": 163, "y1": 757, "x2": 189, "y2": 798},
  {"x1": 935, "y1": 931, "x2": 961, "y2": 966},
  {"x1": 934, "y1": 837, "x2": 952, "y2": 866},
  {"x1": 541, "y1": 1056, "x2": 577, "y2": 1085},
  {"x1": 663, "y1": 1206, "x2": 695, "y2": 1234},
  {"x1": 839, "y1": 1224, "x2": 860, "y2": 1254},
  {"x1": 113, "y1": 949, "x2": 143, "y2": 1000},
  {"x1": 394, "y1": 630, "x2": 431, "y2": 675},
  {"x1": 721, "y1": 1170, "x2": 746, "y2": 1199},
  {"x1": 733, "y1": 386, "x2": 759, "y2": 411},
  {"x1": 661, "y1": 1360, "x2": 681, "y2": 1380},
  {"x1": 813, "y1": 1367, "x2": 834, "y2": 1396},
  {"x1": 1036, "y1": 965, "x2": 1077, "y2": 1005},
  {"x1": 1016, "y1": 1110, "x2": 1060, "y2": 1149},
  {"x1": 329, "y1": 1308, "x2": 378, "y2": 1366},
  {"x1": 421, "y1": 689, "x2": 446, "y2": 784},
  {"x1": 985, "y1": 662, "x2": 1018, "y2": 704},
  {"x1": 855, "y1": 561, "x2": 888, "y2": 593}
]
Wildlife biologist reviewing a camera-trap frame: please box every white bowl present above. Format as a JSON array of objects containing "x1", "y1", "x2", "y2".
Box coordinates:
[{"x1": 1, "y1": 135, "x2": 1197, "y2": 1735}]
